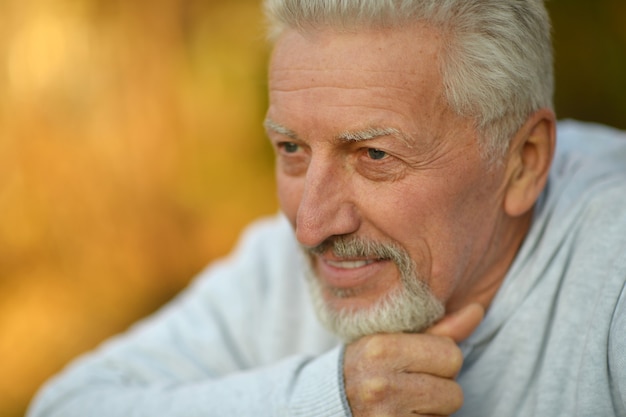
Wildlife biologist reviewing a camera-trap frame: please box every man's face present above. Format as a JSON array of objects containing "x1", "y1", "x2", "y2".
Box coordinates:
[{"x1": 265, "y1": 24, "x2": 513, "y2": 328}]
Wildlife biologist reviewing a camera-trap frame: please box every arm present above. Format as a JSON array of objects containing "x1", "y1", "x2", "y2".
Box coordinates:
[
  {"x1": 29, "y1": 346, "x2": 347, "y2": 417},
  {"x1": 609, "y1": 281, "x2": 626, "y2": 416},
  {"x1": 27, "y1": 216, "x2": 347, "y2": 417}
]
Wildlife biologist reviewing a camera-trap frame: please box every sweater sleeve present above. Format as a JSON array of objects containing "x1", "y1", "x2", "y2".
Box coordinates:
[
  {"x1": 27, "y1": 215, "x2": 349, "y2": 417},
  {"x1": 609, "y1": 281, "x2": 626, "y2": 416},
  {"x1": 27, "y1": 347, "x2": 348, "y2": 417}
]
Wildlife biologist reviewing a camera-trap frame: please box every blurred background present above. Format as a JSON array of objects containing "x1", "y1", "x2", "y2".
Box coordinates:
[{"x1": 0, "y1": 0, "x2": 624, "y2": 416}]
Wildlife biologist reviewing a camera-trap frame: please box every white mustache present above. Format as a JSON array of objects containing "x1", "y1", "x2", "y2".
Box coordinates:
[{"x1": 304, "y1": 236, "x2": 414, "y2": 277}]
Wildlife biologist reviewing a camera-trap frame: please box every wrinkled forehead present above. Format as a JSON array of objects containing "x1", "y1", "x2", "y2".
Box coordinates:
[
  {"x1": 266, "y1": 25, "x2": 473, "y2": 154},
  {"x1": 268, "y1": 24, "x2": 444, "y2": 88}
]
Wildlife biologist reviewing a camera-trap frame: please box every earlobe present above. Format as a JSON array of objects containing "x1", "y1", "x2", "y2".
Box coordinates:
[{"x1": 503, "y1": 109, "x2": 556, "y2": 217}]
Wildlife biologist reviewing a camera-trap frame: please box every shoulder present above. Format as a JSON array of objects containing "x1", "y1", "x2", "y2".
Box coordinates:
[
  {"x1": 202, "y1": 213, "x2": 298, "y2": 274},
  {"x1": 536, "y1": 121, "x2": 626, "y2": 236},
  {"x1": 552, "y1": 120, "x2": 626, "y2": 182},
  {"x1": 543, "y1": 120, "x2": 626, "y2": 273},
  {"x1": 189, "y1": 213, "x2": 302, "y2": 295},
  {"x1": 555, "y1": 119, "x2": 626, "y2": 157},
  {"x1": 521, "y1": 121, "x2": 626, "y2": 294},
  {"x1": 555, "y1": 121, "x2": 626, "y2": 239},
  {"x1": 231, "y1": 213, "x2": 296, "y2": 255}
]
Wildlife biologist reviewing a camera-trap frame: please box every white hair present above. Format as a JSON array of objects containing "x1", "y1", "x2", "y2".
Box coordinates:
[{"x1": 263, "y1": 0, "x2": 554, "y2": 162}]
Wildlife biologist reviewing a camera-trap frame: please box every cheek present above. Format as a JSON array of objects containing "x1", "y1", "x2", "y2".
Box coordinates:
[
  {"x1": 370, "y1": 182, "x2": 476, "y2": 294},
  {"x1": 425, "y1": 182, "x2": 503, "y2": 294},
  {"x1": 276, "y1": 173, "x2": 302, "y2": 224}
]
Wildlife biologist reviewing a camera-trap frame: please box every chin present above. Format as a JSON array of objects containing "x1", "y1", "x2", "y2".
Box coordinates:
[{"x1": 306, "y1": 268, "x2": 445, "y2": 343}]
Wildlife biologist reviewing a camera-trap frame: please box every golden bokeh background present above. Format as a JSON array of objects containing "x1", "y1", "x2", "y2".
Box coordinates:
[{"x1": 0, "y1": 1, "x2": 624, "y2": 416}]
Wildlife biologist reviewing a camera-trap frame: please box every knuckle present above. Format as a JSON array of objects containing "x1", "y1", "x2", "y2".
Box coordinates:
[
  {"x1": 449, "y1": 381, "x2": 465, "y2": 412},
  {"x1": 361, "y1": 335, "x2": 391, "y2": 361},
  {"x1": 447, "y1": 343, "x2": 464, "y2": 371},
  {"x1": 359, "y1": 376, "x2": 391, "y2": 403},
  {"x1": 438, "y1": 339, "x2": 463, "y2": 375},
  {"x1": 413, "y1": 378, "x2": 464, "y2": 416}
]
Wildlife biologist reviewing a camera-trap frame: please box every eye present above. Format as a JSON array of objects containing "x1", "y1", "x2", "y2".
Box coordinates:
[
  {"x1": 367, "y1": 148, "x2": 388, "y2": 160},
  {"x1": 274, "y1": 141, "x2": 308, "y2": 177},
  {"x1": 280, "y1": 142, "x2": 300, "y2": 154}
]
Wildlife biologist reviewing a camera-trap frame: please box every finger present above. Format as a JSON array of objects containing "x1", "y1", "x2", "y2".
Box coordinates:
[
  {"x1": 349, "y1": 372, "x2": 464, "y2": 417},
  {"x1": 426, "y1": 303, "x2": 485, "y2": 343},
  {"x1": 399, "y1": 372, "x2": 464, "y2": 416},
  {"x1": 347, "y1": 333, "x2": 464, "y2": 379}
]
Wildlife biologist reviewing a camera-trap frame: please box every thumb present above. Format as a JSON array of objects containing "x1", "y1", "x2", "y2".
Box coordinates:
[{"x1": 426, "y1": 303, "x2": 485, "y2": 343}]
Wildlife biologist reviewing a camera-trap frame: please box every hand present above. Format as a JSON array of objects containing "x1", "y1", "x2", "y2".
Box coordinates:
[{"x1": 343, "y1": 303, "x2": 484, "y2": 417}]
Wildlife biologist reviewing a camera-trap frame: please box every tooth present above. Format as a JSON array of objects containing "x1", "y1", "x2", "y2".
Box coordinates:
[{"x1": 327, "y1": 260, "x2": 372, "y2": 269}]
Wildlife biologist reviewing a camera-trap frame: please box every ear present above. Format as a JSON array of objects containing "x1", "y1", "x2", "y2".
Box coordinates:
[{"x1": 503, "y1": 108, "x2": 556, "y2": 217}]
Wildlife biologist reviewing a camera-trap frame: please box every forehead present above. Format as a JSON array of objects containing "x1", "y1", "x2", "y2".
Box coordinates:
[
  {"x1": 267, "y1": 24, "x2": 451, "y2": 140},
  {"x1": 269, "y1": 23, "x2": 443, "y2": 76}
]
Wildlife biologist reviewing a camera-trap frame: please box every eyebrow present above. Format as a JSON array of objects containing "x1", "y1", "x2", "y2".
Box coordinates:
[
  {"x1": 264, "y1": 118, "x2": 412, "y2": 147},
  {"x1": 337, "y1": 127, "x2": 404, "y2": 143},
  {"x1": 263, "y1": 118, "x2": 299, "y2": 140}
]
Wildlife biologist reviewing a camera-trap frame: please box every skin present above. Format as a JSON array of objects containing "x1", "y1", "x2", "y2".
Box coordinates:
[{"x1": 265, "y1": 23, "x2": 555, "y2": 416}]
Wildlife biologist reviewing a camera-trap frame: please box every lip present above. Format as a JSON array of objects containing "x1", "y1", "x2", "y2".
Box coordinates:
[{"x1": 314, "y1": 254, "x2": 390, "y2": 290}]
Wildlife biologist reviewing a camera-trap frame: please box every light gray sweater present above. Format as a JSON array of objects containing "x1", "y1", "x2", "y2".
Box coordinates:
[{"x1": 28, "y1": 120, "x2": 626, "y2": 416}]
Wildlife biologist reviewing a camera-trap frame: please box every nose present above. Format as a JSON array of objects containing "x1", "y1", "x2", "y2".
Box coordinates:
[{"x1": 294, "y1": 157, "x2": 360, "y2": 248}]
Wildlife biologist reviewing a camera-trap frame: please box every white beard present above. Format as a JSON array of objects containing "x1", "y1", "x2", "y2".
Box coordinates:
[{"x1": 302, "y1": 236, "x2": 445, "y2": 343}]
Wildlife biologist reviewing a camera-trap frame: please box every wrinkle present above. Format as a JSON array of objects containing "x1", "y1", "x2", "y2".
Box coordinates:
[{"x1": 269, "y1": 84, "x2": 415, "y2": 95}]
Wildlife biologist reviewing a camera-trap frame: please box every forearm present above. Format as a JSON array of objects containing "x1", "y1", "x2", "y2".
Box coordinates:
[{"x1": 28, "y1": 347, "x2": 349, "y2": 417}]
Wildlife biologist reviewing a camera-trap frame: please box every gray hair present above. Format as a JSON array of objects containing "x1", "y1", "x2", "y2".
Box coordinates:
[{"x1": 263, "y1": 0, "x2": 554, "y2": 162}]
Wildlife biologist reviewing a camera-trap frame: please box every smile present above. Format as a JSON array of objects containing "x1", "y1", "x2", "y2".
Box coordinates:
[{"x1": 324, "y1": 259, "x2": 377, "y2": 269}]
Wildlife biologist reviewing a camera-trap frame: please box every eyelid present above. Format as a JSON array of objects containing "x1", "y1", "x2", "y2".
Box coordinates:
[
  {"x1": 365, "y1": 147, "x2": 389, "y2": 160},
  {"x1": 357, "y1": 143, "x2": 391, "y2": 157},
  {"x1": 279, "y1": 141, "x2": 299, "y2": 152}
]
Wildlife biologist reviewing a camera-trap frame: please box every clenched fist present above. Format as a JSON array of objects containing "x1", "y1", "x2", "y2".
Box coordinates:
[{"x1": 343, "y1": 304, "x2": 484, "y2": 416}]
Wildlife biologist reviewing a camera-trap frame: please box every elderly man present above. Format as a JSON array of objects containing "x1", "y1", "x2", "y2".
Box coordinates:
[{"x1": 29, "y1": 1, "x2": 626, "y2": 416}]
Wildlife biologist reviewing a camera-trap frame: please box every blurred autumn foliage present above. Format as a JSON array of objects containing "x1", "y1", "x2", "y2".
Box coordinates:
[
  {"x1": 0, "y1": 1, "x2": 275, "y2": 415},
  {"x1": 0, "y1": 1, "x2": 624, "y2": 416}
]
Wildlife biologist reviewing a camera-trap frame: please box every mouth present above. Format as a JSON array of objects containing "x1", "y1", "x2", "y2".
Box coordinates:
[
  {"x1": 303, "y1": 236, "x2": 407, "y2": 298},
  {"x1": 324, "y1": 258, "x2": 377, "y2": 269},
  {"x1": 313, "y1": 253, "x2": 392, "y2": 292}
]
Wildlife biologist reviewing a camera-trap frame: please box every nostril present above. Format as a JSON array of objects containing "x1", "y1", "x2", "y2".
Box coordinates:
[{"x1": 294, "y1": 212, "x2": 327, "y2": 248}]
